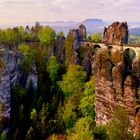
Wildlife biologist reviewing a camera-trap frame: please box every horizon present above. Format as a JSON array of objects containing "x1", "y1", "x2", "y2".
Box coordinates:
[
  {"x1": 1, "y1": 18, "x2": 140, "y2": 28},
  {"x1": 0, "y1": 0, "x2": 140, "y2": 25}
]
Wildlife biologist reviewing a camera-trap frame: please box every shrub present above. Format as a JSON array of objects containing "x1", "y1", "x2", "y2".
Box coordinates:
[
  {"x1": 67, "y1": 117, "x2": 93, "y2": 140},
  {"x1": 93, "y1": 125, "x2": 108, "y2": 140},
  {"x1": 107, "y1": 107, "x2": 132, "y2": 140}
]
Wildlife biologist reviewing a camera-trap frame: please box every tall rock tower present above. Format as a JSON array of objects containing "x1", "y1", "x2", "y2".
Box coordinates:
[
  {"x1": 103, "y1": 22, "x2": 128, "y2": 44},
  {"x1": 78, "y1": 24, "x2": 87, "y2": 41}
]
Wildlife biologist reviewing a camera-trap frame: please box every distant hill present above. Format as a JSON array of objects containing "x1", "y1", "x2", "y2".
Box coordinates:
[
  {"x1": 82, "y1": 19, "x2": 104, "y2": 25},
  {"x1": 81, "y1": 19, "x2": 106, "y2": 34},
  {"x1": 40, "y1": 19, "x2": 106, "y2": 35},
  {"x1": 1, "y1": 19, "x2": 140, "y2": 36},
  {"x1": 40, "y1": 20, "x2": 78, "y2": 27},
  {"x1": 40, "y1": 19, "x2": 140, "y2": 36},
  {"x1": 129, "y1": 28, "x2": 140, "y2": 36}
]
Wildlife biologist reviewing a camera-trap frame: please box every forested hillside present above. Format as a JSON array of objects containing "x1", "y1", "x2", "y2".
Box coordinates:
[{"x1": 0, "y1": 22, "x2": 97, "y2": 140}]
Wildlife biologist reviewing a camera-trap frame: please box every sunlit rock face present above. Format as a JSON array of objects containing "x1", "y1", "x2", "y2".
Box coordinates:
[
  {"x1": 103, "y1": 22, "x2": 128, "y2": 44},
  {"x1": 93, "y1": 46, "x2": 140, "y2": 133},
  {"x1": 93, "y1": 22, "x2": 140, "y2": 133}
]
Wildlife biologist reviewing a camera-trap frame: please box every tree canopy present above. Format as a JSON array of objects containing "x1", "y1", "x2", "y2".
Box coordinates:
[
  {"x1": 91, "y1": 32, "x2": 101, "y2": 42},
  {"x1": 47, "y1": 56, "x2": 60, "y2": 82},
  {"x1": 38, "y1": 26, "x2": 56, "y2": 47},
  {"x1": 59, "y1": 64, "x2": 86, "y2": 98}
]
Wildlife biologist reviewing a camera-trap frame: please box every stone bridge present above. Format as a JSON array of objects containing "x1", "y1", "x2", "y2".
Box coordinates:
[
  {"x1": 82, "y1": 41, "x2": 140, "y2": 60},
  {"x1": 81, "y1": 41, "x2": 140, "y2": 134}
]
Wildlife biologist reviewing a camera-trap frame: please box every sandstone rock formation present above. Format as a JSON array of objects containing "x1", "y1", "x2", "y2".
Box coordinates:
[
  {"x1": 103, "y1": 22, "x2": 128, "y2": 44},
  {"x1": 0, "y1": 45, "x2": 38, "y2": 128},
  {"x1": 69, "y1": 24, "x2": 86, "y2": 50},
  {"x1": 79, "y1": 24, "x2": 87, "y2": 41},
  {"x1": 66, "y1": 24, "x2": 87, "y2": 65},
  {"x1": 93, "y1": 46, "x2": 138, "y2": 133},
  {"x1": 55, "y1": 36, "x2": 65, "y2": 64},
  {"x1": 68, "y1": 25, "x2": 93, "y2": 78}
]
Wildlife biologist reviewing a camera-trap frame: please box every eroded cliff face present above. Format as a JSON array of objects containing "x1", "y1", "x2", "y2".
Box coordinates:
[
  {"x1": 0, "y1": 45, "x2": 38, "y2": 128},
  {"x1": 93, "y1": 46, "x2": 140, "y2": 133},
  {"x1": 69, "y1": 24, "x2": 87, "y2": 51},
  {"x1": 68, "y1": 25, "x2": 94, "y2": 79},
  {"x1": 103, "y1": 22, "x2": 128, "y2": 44}
]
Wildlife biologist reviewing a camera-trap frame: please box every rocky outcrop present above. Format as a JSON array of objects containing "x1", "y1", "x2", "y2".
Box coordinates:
[
  {"x1": 0, "y1": 45, "x2": 12, "y2": 125},
  {"x1": 69, "y1": 24, "x2": 87, "y2": 50},
  {"x1": 68, "y1": 25, "x2": 93, "y2": 78},
  {"x1": 0, "y1": 45, "x2": 38, "y2": 128},
  {"x1": 82, "y1": 45, "x2": 93, "y2": 80},
  {"x1": 66, "y1": 24, "x2": 87, "y2": 65},
  {"x1": 93, "y1": 48, "x2": 137, "y2": 132},
  {"x1": 79, "y1": 24, "x2": 87, "y2": 41},
  {"x1": 55, "y1": 37, "x2": 65, "y2": 64},
  {"x1": 103, "y1": 22, "x2": 128, "y2": 44}
]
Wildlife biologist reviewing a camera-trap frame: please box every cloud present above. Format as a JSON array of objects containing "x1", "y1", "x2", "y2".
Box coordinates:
[{"x1": 0, "y1": 0, "x2": 140, "y2": 24}]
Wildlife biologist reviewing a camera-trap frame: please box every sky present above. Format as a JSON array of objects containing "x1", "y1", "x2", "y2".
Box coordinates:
[{"x1": 0, "y1": 0, "x2": 139, "y2": 25}]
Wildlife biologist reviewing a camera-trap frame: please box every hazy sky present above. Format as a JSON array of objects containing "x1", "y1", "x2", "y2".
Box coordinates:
[{"x1": 0, "y1": 0, "x2": 139, "y2": 25}]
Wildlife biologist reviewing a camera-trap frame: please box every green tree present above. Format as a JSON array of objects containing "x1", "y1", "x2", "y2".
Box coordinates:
[
  {"x1": 57, "y1": 31, "x2": 64, "y2": 38},
  {"x1": 5, "y1": 28, "x2": 17, "y2": 45},
  {"x1": 18, "y1": 43, "x2": 30, "y2": 55},
  {"x1": 62, "y1": 99, "x2": 77, "y2": 130},
  {"x1": 107, "y1": 107, "x2": 132, "y2": 140},
  {"x1": 80, "y1": 78, "x2": 95, "y2": 117},
  {"x1": 38, "y1": 104, "x2": 49, "y2": 137},
  {"x1": 94, "y1": 125, "x2": 108, "y2": 140},
  {"x1": 68, "y1": 116, "x2": 93, "y2": 140},
  {"x1": 64, "y1": 32, "x2": 75, "y2": 67},
  {"x1": 0, "y1": 29, "x2": 6, "y2": 44},
  {"x1": 91, "y1": 33, "x2": 101, "y2": 42},
  {"x1": 30, "y1": 108, "x2": 38, "y2": 126},
  {"x1": 18, "y1": 26, "x2": 25, "y2": 43},
  {"x1": 59, "y1": 64, "x2": 86, "y2": 98},
  {"x1": 18, "y1": 43, "x2": 35, "y2": 72},
  {"x1": 58, "y1": 65, "x2": 86, "y2": 131},
  {"x1": 38, "y1": 26, "x2": 56, "y2": 47},
  {"x1": 47, "y1": 56, "x2": 60, "y2": 82}
]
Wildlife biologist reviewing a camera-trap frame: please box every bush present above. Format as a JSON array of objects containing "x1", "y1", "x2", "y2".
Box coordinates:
[
  {"x1": 93, "y1": 125, "x2": 108, "y2": 140},
  {"x1": 91, "y1": 33, "x2": 101, "y2": 43},
  {"x1": 107, "y1": 107, "x2": 132, "y2": 140},
  {"x1": 67, "y1": 117, "x2": 93, "y2": 140},
  {"x1": 18, "y1": 43, "x2": 30, "y2": 55}
]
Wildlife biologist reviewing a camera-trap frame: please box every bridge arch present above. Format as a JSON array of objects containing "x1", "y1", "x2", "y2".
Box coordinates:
[
  {"x1": 93, "y1": 44, "x2": 101, "y2": 54},
  {"x1": 123, "y1": 48, "x2": 136, "y2": 61},
  {"x1": 93, "y1": 44, "x2": 101, "y2": 49},
  {"x1": 120, "y1": 48, "x2": 136, "y2": 93}
]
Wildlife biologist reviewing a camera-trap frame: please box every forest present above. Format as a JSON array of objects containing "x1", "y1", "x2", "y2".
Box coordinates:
[{"x1": 0, "y1": 22, "x2": 140, "y2": 140}]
